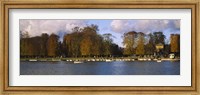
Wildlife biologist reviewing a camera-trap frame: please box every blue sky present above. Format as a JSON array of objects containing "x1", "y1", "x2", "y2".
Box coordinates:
[{"x1": 20, "y1": 19, "x2": 180, "y2": 47}]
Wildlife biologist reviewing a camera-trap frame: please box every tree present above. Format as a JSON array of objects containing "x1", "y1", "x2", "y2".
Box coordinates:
[
  {"x1": 92, "y1": 35, "x2": 103, "y2": 57},
  {"x1": 170, "y1": 34, "x2": 180, "y2": 53},
  {"x1": 145, "y1": 33, "x2": 155, "y2": 55},
  {"x1": 153, "y1": 32, "x2": 165, "y2": 44},
  {"x1": 111, "y1": 44, "x2": 123, "y2": 56},
  {"x1": 122, "y1": 31, "x2": 136, "y2": 56},
  {"x1": 39, "y1": 33, "x2": 49, "y2": 57},
  {"x1": 80, "y1": 37, "x2": 92, "y2": 57},
  {"x1": 136, "y1": 32, "x2": 145, "y2": 55},
  {"x1": 20, "y1": 31, "x2": 29, "y2": 57},
  {"x1": 102, "y1": 33, "x2": 113, "y2": 57},
  {"x1": 64, "y1": 30, "x2": 82, "y2": 57},
  {"x1": 47, "y1": 33, "x2": 59, "y2": 57},
  {"x1": 64, "y1": 25, "x2": 100, "y2": 57}
]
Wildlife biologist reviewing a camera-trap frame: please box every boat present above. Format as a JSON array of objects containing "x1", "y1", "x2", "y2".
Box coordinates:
[
  {"x1": 74, "y1": 60, "x2": 84, "y2": 64},
  {"x1": 105, "y1": 59, "x2": 113, "y2": 62},
  {"x1": 91, "y1": 59, "x2": 95, "y2": 61},
  {"x1": 29, "y1": 59, "x2": 37, "y2": 61},
  {"x1": 138, "y1": 58, "x2": 144, "y2": 61},
  {"x1": 96, "y1": 59, "x2": 100, "y2": 61},
  {"x1": 116, "y1": 59, "x2": 122, "y2": 61},
  {"x1": 143, "y1": 58, "x2": 147, "y2": 61},
  {"x1": 157, "y1": 60, "x2": 162, "y2": 62},
  {"x1": 157, "y1": 58, "x2": 162, "y2": 62}
]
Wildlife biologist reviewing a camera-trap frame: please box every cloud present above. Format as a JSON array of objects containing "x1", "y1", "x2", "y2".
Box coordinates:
[
  {"x1": 19, "y1": 20, "x2": 88, "y2": 37},
  {"x1": 110, "y1": 20, "x2": 180, "y2": 34},
  {"x1": 110, "y1": 20, "x2": 134, "y2": 33}
]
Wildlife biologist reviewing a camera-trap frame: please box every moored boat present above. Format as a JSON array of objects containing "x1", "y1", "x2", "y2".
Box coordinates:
[
  {"x1": 157, "y1": 60, "x2": 162, "y2": 62},
  {"x1": 74, "y1": 60, "x2": 84, "y2": 64},
  {"x1": 148, "y1": 58, "x2": 151, "y2": 61},
  {"x1": 105, "y1": 59, "x2": 113, "y2": 62},
  {"x1": 138, "y1": 58, "x2": 144, "y2": 61},
  {"x1": 157, "y1": 58, "x2": 162, "y2": 62},
  {"x1": 29, "y1": 59, "x2": 37, "y2": 61}
]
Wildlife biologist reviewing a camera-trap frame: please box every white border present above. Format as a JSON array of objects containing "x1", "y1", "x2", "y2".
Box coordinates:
[{"x1": 9, "y1": 9, "x2": 191, "y2": 86}]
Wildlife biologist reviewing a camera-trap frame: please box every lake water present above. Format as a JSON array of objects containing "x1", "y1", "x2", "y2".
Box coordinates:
[{"x1": 20, "y1": 61, "x2": 180, "y2": 75}]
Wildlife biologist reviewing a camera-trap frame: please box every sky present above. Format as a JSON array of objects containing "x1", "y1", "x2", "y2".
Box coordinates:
[{"x1": 20, "y1": 19, "x2": 180, "y2": 47}]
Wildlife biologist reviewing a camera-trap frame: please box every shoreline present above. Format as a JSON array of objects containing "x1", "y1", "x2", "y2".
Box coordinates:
[{"x1": 20, "y1": 58, "x2": 180, "y2": 62}]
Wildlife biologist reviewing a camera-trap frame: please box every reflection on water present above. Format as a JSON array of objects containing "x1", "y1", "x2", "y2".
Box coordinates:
[{"x1": 20, "y1": 61, "x2": 180, "y2": 75}]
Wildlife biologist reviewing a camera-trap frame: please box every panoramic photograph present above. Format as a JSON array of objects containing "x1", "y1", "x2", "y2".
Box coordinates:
[{"x1": 20, "y1": 19, "x2": 180, "y2": 75}]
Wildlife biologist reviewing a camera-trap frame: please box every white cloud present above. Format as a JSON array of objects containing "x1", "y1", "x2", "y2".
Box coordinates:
[
  {"x1": 19, "y1": 20, "x2": 87, "y2": 37},
  {"x1": 110, "y1": 20, "x2": 134, "y2": 33},
  {"x1": 110, "y1": 20, "x2": 180, "y2": 34}
]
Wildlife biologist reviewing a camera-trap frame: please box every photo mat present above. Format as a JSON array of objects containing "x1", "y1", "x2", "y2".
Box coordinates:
[{"x1": 9, "y1": 9, "x2": 191, "y2": 86}]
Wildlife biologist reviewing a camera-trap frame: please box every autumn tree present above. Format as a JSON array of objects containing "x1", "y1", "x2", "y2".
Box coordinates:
[
  {"x1": 20, "y1": 31, "x2": 30, "y2": 57},
  {"x1": 136, "y1": 32, "x2": 145, "y2": 56},
  {"x1": 80, "y1": 37, "x2": 92, "y2": 57},
  {"x1": 21, "y1": 32, "x2": 49, "y2": 57},
  {"x1": 47, "y1": 33, "x2": 59, "y2": 57},
  {"x1": 92, "y1": 35, "x2": 104, "y2": 57},
  {"x1": 170, "y1": 34, "x2": 180, "y2": 53},
  {"x1": 122, "y1": 31, "x2": 136, "y2": 56},
  {"x1": 39, "y1": 33, "x2": 49, "y2": 57},
  {"x1": 65, "y1": 32, "x2": 81, "y2": 57},
  {"x1": 145, "y1": 33, "x2": 155, "y2": 55}
]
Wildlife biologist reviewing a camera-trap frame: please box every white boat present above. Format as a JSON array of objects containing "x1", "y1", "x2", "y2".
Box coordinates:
[
  {"x1": 126, "y1": 59, "x2": 131, "y2": 61},
  {"x1": 138, "y1": 58, "x2": 144, "y2": 61},
  {"x1": 157, "y1": 59, "x2": 162, "y2": 62},
  {"x1": 131, "y1": 59, "x2": 135, "y2": 61},
  {"x1": 96, "y1": 59, "x2": 100, "y2": 61},
  {"x1": 74, "y1": 61, "x2": 84, "y2": 64},
  {"x1": 91, "y1": 59, "x2": 95, "y2": 61},
  {"x1": 148, "y1": 58, "x2": 151, "y2": 61},
  {"x1": 170, "y1": 53, "x2": 175, "y2": 59},
  {"x1": 29, "y1": 59, "x2": 37, "y2": 61},
  {"x1": 143, "y1": 58, "x2": 147, "y2": 61},
  {"x1": 105, "y1": 59, "x2": 113, "y2": 62}
]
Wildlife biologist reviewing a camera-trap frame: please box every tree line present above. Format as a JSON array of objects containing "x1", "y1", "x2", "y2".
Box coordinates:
[
  {"x1": 20, "y1": 24, "x2": 180, "y2": 58},
  {"x1": 122, "y1": 31, "x2": 180, "y2": 57}
]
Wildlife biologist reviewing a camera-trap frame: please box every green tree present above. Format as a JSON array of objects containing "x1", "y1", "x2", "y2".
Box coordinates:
[
  {"x1": 102, "y1": 33, "x2": 113, "y2": 57},
  {"x1": 153, "y1": 32, "x2": 165, "y2": 44}
]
